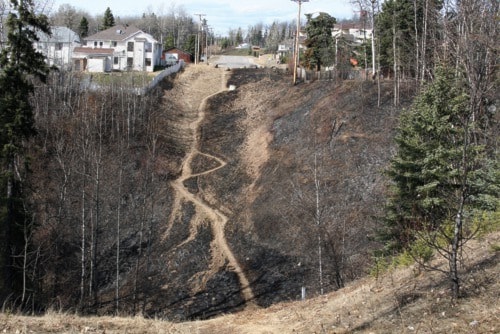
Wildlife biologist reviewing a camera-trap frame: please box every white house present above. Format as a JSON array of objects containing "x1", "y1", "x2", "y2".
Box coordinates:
[
  {"x1": 74, "y1": 25, "x2": 162, "y2": 72},
  {"x1": 332, "y1": 23, "x2": 373, "y2": 45},
  {"x1": 35, "y1": 26, "x2": 81, "y2": 69}
]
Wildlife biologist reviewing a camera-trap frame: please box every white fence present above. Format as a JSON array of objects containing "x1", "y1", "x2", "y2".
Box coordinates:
[
  {"x1": 80, "y1": 60, "x2": 185, "y2": 94},
  {"x1": 137, "y1": 60, "x2": 185, "y2": 95}
]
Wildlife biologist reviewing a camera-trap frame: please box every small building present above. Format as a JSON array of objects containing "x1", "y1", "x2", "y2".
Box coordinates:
[
  {"x1": 75, "y1": 25, "x2": 162, "y2": 72},
  {"x1": 163, "y1": 48, "x2": 192, "y2": 65},
  {"x1": 278, "y1": 44, "x2": 292, "y2": 59},
  {"x1": 72, "y1": 47, "x2": 114, "y2": 72},
  {"x1": 35, "y1": 26, "x2": 81, "y2": 69}
]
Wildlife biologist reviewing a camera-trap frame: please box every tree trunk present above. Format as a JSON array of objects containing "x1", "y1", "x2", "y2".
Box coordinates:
[
  {"x1": 115, "y1": 157, "x2": 123, "y2": 315},
  {"x1": 4, "y1": 160, "x2": 14, "y2": 298},
  {"x1": 314, "y1": 152, "x2": 324, "y2": 295},
  {"x1": 80, "y1": 165, "x2": 86, "y2": 310},
  {"x1": 450, "y1": 194, "x2": 464, "y2": 299}
]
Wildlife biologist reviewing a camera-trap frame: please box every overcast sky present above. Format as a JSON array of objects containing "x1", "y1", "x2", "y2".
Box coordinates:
[{"x1": 48, "y1": 0, "x2": 356, "y2": 35}]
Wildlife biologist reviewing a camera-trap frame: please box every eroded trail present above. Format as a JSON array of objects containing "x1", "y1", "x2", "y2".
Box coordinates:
[{"x1": 166, "y1": 65, "x2": 255, "y2": 305}]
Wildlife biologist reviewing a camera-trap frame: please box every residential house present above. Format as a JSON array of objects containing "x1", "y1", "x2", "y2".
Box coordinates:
[
  {"x1": 74, "y1": 25, "x2": 162, "y2": 72},
  {"x1": 277, "y1": 44, "x2": 292, "y2": 59},
  {"x1": 35, "y1": 26, "x2": 81, "y2": 69},
  {"x1": 332, "y1": 23, "x2": 373, "y2": 45}
]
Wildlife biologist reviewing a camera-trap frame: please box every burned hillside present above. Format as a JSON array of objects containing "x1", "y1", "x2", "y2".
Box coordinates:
[{"x1": 26, "y1": 66, "x2": 413, "y2": 320}]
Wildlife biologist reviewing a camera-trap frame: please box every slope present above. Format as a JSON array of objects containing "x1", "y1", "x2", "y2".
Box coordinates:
[
  {"x1": 166, "y1": 67, "x2": 255, "y2": 305},
  {"x1": 132, "y1": 64, "x2": 408, "y2": 319},
  {"x1": 1, "y1": 231, "x2": 497, "y2": 332}
]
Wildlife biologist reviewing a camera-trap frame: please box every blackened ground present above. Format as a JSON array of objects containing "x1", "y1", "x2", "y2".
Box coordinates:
[{"x1": 117, "y1": 67, "x2": 415, "y2": 320}]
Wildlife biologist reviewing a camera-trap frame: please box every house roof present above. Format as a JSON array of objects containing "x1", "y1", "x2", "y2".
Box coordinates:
[
  {"x1": 164, "y1": 47, "x2": 192, "y2": 56},
  {"x1": 73, "y1": 47, "x2": 114, "y2": 55},
  {"x1": 84, "y1": 25, "x2": 143, "y2": 42},
  {"x1": 334, "y1": 23, "x2": 372, "y2": 31}
]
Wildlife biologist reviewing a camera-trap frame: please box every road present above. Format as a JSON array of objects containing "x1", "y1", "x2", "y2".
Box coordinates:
[{"x1": 210, "y1": 55, "x2": 256, "y2": 69}]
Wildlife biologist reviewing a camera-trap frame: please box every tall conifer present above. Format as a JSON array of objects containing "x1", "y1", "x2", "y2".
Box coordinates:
[
  {"x1": 0, "y1": 0, "x2": 50, "y2": 301},
  {"x1": 381, "y1": 67, "x2": 498, "y2": 297},
  {"x1": 102, "y1": 7, "x2": 115, "y2": 30}
]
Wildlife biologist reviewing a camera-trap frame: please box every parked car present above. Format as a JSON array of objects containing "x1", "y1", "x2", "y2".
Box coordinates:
[{"x1": 165, "y1": 54, "x2": 178, "y2": 66}]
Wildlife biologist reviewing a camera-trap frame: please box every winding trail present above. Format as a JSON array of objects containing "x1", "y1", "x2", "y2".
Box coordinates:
[{"x1": 166, "y1": 66, "x2": 256, "y2": 306}]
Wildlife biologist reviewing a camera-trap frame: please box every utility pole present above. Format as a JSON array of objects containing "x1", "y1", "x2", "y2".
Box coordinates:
[
  {"x1": 291, "y1": 0, "x2": 309, "y2": 85},
  {"x1": 202, "y1": 20, "x2": 208, "y2": 63},
  {"x1": 194, "y1": 13, "x2": 206, "y2": 64},
  {"x1": 205, "y1": 26, "x2": 212, "y2": 63}
]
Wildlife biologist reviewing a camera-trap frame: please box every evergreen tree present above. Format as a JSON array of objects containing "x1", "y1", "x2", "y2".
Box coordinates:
[
  {"x1": 182, "y1": 34, "x2": 196, "y2": 60},
  {"x1": 381, "y1": 67, "x2": 499, "y2": 297},
  {"x1": 303, "y1": 12, "x2": 336, "y2": 71},
  {"x1": 376, "y1": 0, "x2": 416, "y2": 75},
  {"x1": 78, "y1": 16, "x2": 89, "y2": 38},
  {"x1": 102, "y1": 7, "x2": 115, "y2": 30},
  {"x1": 163, "y1": 33, "x2": 175, "y2": 50},
  {"x1": 376, "y1": 0, "x2": 442, "y2": 81},
  {"x1": 0, "y1": 0, "x2": 51, "y2": 303},
  {"x1": 235, "y1": 28, "x2": 243, "y2": 45}
]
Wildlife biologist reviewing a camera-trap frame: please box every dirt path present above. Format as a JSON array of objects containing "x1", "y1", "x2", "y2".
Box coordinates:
[{"x1": 166, "y1": 65, "x2": 256, "y2": 306}]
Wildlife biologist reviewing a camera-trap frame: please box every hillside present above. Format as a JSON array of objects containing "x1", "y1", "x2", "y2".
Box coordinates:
[
  {"x1": 139, "y1": 63, "x2": 408, "y2": 319},
  {"x1": 0, "y1": 230, "x2": 497, "y2": 333},
  {"x1": 9, "y1": 61, "x2": 497, "y2": 326},
  {"x1": 22, "y1": 63, "x2": 412, "y2": 316}
]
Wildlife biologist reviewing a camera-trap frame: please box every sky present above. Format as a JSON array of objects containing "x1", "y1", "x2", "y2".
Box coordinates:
[{"x1": 48, "y1": 0, "x2": 357, "y2": 35}]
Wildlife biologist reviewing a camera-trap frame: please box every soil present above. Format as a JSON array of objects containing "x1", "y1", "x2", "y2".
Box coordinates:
[
  {"x1": 157, "y1": 64, "x2": 261, "y2": 319},
  {"x1": 0, "y1": 60, "x2": 498, "y2": 333},
  {"x1": 143, "y1": 62, "x2": 405, "y2": 319}
]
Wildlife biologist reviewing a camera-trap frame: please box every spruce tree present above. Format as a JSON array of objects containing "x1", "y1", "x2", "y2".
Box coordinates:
[
  {"x1": 78, "y1": 16, "x2": 89, "y2": 38},
  {"x1": 0, "y1": 0, "x2": 51, "y2": 302},
  {"x1": 381, "y1": 67, "x2": 498, "y2": 298},
  {"x1": 304, "y1": 12, "x2": 336, "y2": 71},
  {"x1": 102, "y1": 7, "x2": 115, "y2": 30},
  {"x1": 376, "y1": 0, "x2": 416, "y2": 75}
]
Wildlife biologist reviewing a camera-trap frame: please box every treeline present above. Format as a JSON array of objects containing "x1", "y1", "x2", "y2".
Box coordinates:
[
  {"x1": 47, "y1": 3, "x2": 300, "y2": 53},
  {"x1": 370, "y1": 0, "x2": 499, "y2": 298},
  {"x1": 49, "y1": 4, "x2": 200, "y2": 54},
  {"x1": 369, "y1": 0, "x2": 498, "y2": 105}
]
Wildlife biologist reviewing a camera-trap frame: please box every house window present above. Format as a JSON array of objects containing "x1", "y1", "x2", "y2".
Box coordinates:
[
  {"x1": 127, "y1": 42, "x2": 134, "y2": 52},
  {"x1": 94, "y1": 41, "x2": 97, "y2": 47},
  {"x1": 114, "y1": 57, "x2": 119, "y2": 65},
  {"x1": 145, "y1": 42, "x2": 152, "y2": 52},
  {"x1": 111, "y1": 41, "x2": 117, "y2": 47},
  {"x1": 127, "y1": 57, "x2": 133, "y2": 69},
  {"x1": 55, "y1": 42, "x2": 63, "y2": 51},
  {"x1": 99, "y1": 41, "x2": 103, "y2": 47},
  {"x1": 145, "y1": 58, "x2": 151, "y2": 67}
]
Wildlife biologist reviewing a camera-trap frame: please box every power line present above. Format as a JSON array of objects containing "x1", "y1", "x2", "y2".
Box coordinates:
[
  {"x1": 291, "y1": 0, "x2": 309, "y2": 85},
  {"x1": 194, "y1": 13, "x2": 206, "y2": 65}
]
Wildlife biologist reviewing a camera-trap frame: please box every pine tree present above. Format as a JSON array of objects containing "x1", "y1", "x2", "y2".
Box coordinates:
[
  {"x1": 78, "y1": 16, "x2": 89, "y2": 38},
  {"x1": 381, "y1": 67, "x2": 499, "y2": 298},
  {"x1": 0, "y1": 0, "x2": 51, "y2": 303},
  {"x1": 303, "y1": 12, "x2": 336, "y2": 71},
  {"x1": 102, "y1": 7, "x2": 115, "y2": 30},
  {"x1": 235, "y1": 28, "x2": 243, "y2": 45}
]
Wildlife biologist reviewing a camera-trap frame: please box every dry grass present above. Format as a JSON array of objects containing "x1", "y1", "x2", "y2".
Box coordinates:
[{"x1": 1, "y1": 231, "x2": 498, "y2": 333}]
